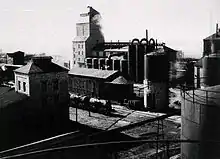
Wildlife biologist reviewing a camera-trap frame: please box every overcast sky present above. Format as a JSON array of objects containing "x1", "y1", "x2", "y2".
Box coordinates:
[{"x1": 0, "y1": 0, "x2": 220, "y2": 59}]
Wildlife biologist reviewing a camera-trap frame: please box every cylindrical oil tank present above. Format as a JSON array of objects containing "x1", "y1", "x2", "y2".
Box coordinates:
[
  {"x1": 105, "y1": 58, "x2": 113, "y2": 70},
  {"x1": 92, "y1": 58, "x2": 99, "y2": 69},
  {"x1": 144, "y1": 52, "x2": 169, "y2": 82},
  {"x1": 120, "y1": 59, "x2": 128, "y2": 75},
  {"x1": 99, "y1": 58, "x2": 106, "y2": 70},
  {"x1": 146, "y1": 80, "x2": 169, "y2": 110},
  {"x1": 136, "y1": 44, "x2": 145, "y2": 83},
  {"x1": 86, "y1": 58, "x2": 92, "y2": 68},
  {"x1": 113, "y1": 59, "x2": 120, "y2": 71},
  {"x1": 128, "y1": 44, "x2": 137, "y2": 81},
  {"x1": 202, "y1": 54, "x2": 220, "y2": 87},
  {"x1": 185, "y1": 61, "x2": 195, "y2": 87},
  {"x1": 181, "y1": 85, "x2": 220, "y2": 159}
]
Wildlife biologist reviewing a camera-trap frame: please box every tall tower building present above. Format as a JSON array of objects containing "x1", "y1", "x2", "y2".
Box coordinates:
[{"x1": 72, "y1": 6, "x2": 105, "y2": 68}]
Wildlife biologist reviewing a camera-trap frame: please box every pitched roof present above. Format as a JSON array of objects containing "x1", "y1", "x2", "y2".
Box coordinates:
[
  {"x1": 14, "y1": 60, "x2": 69, "y2": 74},
  {"x1": 204, "y1": 33, "x2": 220, "y2": 40},
  {"x1": 68, "y1": 68, "x2": 118, "y2": 79},
  {"x1": 107, "y1": 76, "x2": 133, "y2": 85},
  {"x1": 0, "y1": 86, "x2": 28, "y2": 109}
]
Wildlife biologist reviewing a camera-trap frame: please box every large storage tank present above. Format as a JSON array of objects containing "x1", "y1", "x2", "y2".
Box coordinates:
[
  {"x1": 145, "y1": 52, "x2": 169, "y2": 82},
  {"x1": 113, "y1": 59, "x2": 120, "y2": 71},
  {"x1": 202, "y1": 54, "x2": 220, "y2": 87},
  {"x1": 86, "y1": 58, "x2": 92, "y2": 68},
  {"x1": 128, "y1": 42, "x2": 138, "y2": 81},
  {"x1": 143, "y1": 52, "x2": 169, "y2": 110},
  {"x1": 105, "y1": 58, "x2": 113, "y2": 70},
  {"x1": 120, "y1": 59, "x2": 128, "y2": 75},
  {"x1": 92, "y1": 58, "x2": 99, "y2": 69},
  {"x1": 136, "y1": 44, "x2": 145, "y2": 83},
  {"x1": 181, "y1": 85, "x2": 220, "y2": 159},
  {"x1": 99, "y1": 58, "x2": 105, "y2": 70}
]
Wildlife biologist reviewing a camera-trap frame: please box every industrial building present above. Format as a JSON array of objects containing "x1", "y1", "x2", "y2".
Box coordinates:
[
  {"x1": 72, "y1": 6, "x2": 105, "y2": 68},
  {"x1": 68, "y1": 68, "x2": 133, "y2": 100}
]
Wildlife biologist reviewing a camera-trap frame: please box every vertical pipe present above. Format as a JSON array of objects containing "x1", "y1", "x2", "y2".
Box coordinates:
[{"x1": 136, "y1": 44, "x2": 139, "y2": 82}]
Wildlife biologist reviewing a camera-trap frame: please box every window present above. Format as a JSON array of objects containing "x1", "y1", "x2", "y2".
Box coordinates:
[
  {"x1": 53, "y1": 80, "x2": 58, "y2": 91},
  {"x1": 54, "y1": 94, "x2": 59, "y2": 103},
  {"x1": 23, "y1": 82, "x2": 26, "y2": 92},
  {"x1": 78, "y1": 58, "x2": 80, "y2": 61},
  {"x1": 73, "y1": 47, "x2": 75, "y2": 52},
  {"x1": 78, "y1": 51, "x2": 80, "y2": 55},
  {"x1": 81, "y1": 51, "x2": 83, "y2": 55},
  {"x1": 82, "y1": 44, "x2": 83, "y2": 48},
  {"x1": 73, "y1": 61, "x2": 76, "y2": 64},
  {"x1": 73, "y1": 54, "x2": 75, "y2": 58},
  {"x1": 78, "y1": 44, "x2": 80, "y2": 48},
  {"x1": 18, "y1": 81, "x2": 21, "y2": 90},
  {"x1": 41, "y1": 81, "x2": 47, "y2": 92}
]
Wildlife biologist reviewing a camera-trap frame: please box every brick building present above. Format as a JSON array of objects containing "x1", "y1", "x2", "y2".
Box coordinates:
[
  {"x1": 72, "y1": 6, "x2": 105, "y2": 68},
  {"x1": 68, "y1": 68, "x2": 133, "y2": 99},
  {"x1": 14, "y1": 56, "x2": 70, "y2": 122}
]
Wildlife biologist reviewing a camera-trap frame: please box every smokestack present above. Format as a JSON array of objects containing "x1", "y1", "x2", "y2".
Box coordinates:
[
  {"x1": 216, "y1": 23, "x2": 219, "y2": 34},
  {"x1": 146, "y1": 29, "x2": 148, "y2": 41}
]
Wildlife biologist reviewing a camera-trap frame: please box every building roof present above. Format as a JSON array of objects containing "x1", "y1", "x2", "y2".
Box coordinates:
[
  {"x1": 0, "y1": 86, "x2": 28, "y2": 109},
  {"x1": 7, "y1": 51, "x2": 25, "y2": 57},
  {"x1": 107, "y1": 76, "x2": 133, "y2": 85},
  {"x1": 68, "y1": 68, "x2": 118, "y2": 79},
  {"x1": 73, "y1": 36, "x2": 89, "y2": 42},
  {"x1": 204, "y1": 33, "x2": 220, "y2": 40},
  {"x1": 14, "y1": 57, "x2": 69, "y2": 74}
]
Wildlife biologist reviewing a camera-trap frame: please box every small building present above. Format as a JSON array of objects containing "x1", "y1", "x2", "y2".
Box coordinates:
[
  {"x1": 14, "y1": 56, "x2": 70, "y2": 122},
  {"x1": 68, "y1": 68, "x2": 133, "y2": 99},
  {"x1": 6, "y1": 51, "x2": 25, "y2": 65}
]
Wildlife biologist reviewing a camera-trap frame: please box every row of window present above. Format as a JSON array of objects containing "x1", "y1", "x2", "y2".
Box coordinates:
[
  {"x1": 73, "y1": 51, "x2": 84, "y2": 58},
  {"x1": 41, "y1": 80, "x2": 58, "y2": 92},
  {"x1": 73, "y1": 44, "x2": 84, "y2": 52},
  {"x1": 18, "y1": 81, "x2": 26, "y2": 92}
]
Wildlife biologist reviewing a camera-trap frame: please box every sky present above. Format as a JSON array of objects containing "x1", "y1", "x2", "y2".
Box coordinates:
[{"x1": 0, "y1": 0, "x2": 220, "y2": 60}]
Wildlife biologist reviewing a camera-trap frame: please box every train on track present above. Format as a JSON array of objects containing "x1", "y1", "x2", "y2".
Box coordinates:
[{"x1": 70, "y1": 94, "x2": 113, "y2": 115}]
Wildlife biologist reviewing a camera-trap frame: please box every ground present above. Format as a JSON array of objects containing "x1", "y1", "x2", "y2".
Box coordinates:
[{"x1": 69, "y1": 104, "x2": 181, "y2": 158}]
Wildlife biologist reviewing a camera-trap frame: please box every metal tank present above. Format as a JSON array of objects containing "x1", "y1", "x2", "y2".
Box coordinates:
[
  {"x1": 92, "y1": 58, "x2": 99, "y2": 69},
  {"x1": 99, "y1": 58, "x2": 106, "y2": 70},
  {"x1": 113, "y1": 59, "x2": 120, "y2": 71},
  {"x1": 105, "y1": 58, "x2": 113, "y2": 70},
  {"x1": 86, "y1": 58, "x2": 92, "y2": 68},
  {"x1": 120, "y1": 59, "x2": 128, "y2": 75},
  {"x1": 145, "y1": 52, "x2": 169, "y2": 82},
  {"x1": 143, "y1": 52, "x2": 169, "y2": 110},
  {"x1": 128, "y1": 39, "x2": 139, "y2": 81},
  {"x1": 136, "y1": 44, "x2": 145, "y2": 83},
  {"x1": 181, "y1": 85, "x2": 220, "y2": 159},
  {"x1": 202, "y1": 54, "x2": 220, "y2": 87}
]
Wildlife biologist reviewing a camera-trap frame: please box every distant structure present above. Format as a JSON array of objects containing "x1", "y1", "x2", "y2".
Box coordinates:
[
  {"x1": 72, "y1": 6, "x2": 105, "y2": 68},
  {"x1": 6, "y1": 51, "x2": 25, "y2": 65},
  {"x1": 203, "y1": 23, "x2": 220, "y2": 56}
]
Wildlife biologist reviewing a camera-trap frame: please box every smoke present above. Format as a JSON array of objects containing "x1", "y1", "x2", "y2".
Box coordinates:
[{"x1": 90, "y1": 7, "x2": 105, "y2": 42}]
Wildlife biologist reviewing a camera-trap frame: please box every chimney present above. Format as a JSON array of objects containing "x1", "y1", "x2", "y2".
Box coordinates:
[
  {"x1": 146, "y1": 29, "x2": 148, "y2": 41},
  {"x1": 216, "y1": 23, "x2": 219, "y2": 34}
]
